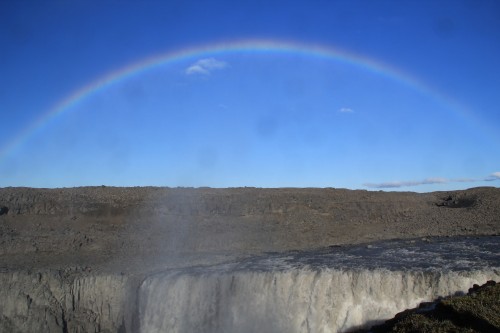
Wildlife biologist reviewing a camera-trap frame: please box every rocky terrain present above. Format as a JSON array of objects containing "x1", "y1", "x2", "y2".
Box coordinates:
[{"x1": 0, "y1": 186, "x2": 499, "y2": 332}]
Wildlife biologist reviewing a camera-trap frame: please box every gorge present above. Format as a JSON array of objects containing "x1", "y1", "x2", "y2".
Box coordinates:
[{"x1": 0, "y1": 187, "x2": 499, "y2": 332}]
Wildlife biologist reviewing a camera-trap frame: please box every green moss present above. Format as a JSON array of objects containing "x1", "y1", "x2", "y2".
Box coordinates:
[
  {"x1": 391, "y1": 314, "x2": 475, "y2": 333},
  {"x1": 440, "y1": 283, "x2": 500, "y2": 329}
]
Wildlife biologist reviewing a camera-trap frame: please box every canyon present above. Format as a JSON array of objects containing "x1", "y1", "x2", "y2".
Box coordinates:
[{"x1": 0, "y1": 186, "x2": 499, "y2": 332}]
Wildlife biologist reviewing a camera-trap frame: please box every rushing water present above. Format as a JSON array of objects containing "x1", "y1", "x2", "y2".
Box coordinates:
[{"x1": 139, "y1": 236, "x2": 500, "y2": 333}]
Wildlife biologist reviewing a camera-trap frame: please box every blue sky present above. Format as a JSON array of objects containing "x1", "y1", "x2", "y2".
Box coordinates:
[{"x1": 1, "y1": 0, "x2": 499, "y2": 191}]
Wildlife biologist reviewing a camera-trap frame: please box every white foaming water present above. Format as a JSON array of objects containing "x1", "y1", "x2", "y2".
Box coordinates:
[{"x1": 139, "y1": 237, "x2": 500, "y2": 333}]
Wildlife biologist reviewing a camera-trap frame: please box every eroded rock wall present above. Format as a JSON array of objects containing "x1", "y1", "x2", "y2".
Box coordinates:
[{"x1": 0, "y1": 271, "x2": 129, "y2": 333}]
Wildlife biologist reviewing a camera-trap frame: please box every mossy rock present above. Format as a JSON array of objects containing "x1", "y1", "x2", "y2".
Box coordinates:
[
  {"x1": 392, "y1": 314, "x2": 474, "y2": 333},
  {"x1": 366, "y1": 281, "x2": 499, "y2": 333},
  {"x1": 436, "y1": 281, "x2": 500, "y2": 332}
]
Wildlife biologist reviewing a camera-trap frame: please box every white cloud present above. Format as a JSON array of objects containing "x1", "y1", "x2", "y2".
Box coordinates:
[
  {"x1": 364, "y1": 172, "x2": 500, "y2": 189},
  {"x1": 363, "y1": 181, "x2": 405, "y2": 189},
  {"x1": 454, "y1": 178, "x2": 477, "y2": 183},
  {"x1": 423, "y1": 177, "x2": 448, "y2": 184},
  {"x1": 364, "y1": 178, "x2": 448, "y2": 189},
  {"x1": 338, "y1": 107, "x2": 354, "y2": 113},
  {"x1": 484, "y1": 172, "x2": 500, "y2": 181},
  {"x1": 186, "y1": 58, "x2": 228, "y2": 75}
]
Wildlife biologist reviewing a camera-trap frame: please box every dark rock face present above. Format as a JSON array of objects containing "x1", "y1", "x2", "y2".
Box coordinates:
[
  {"x1": 0, "y1": 270, "x2": 131, "y2": 333},
  {"x1": 364, "y1": 281, "x2": 500, "y2": 333},
  {"x1": 0, "y1": 206, "x2": 7, "y2": 215}
]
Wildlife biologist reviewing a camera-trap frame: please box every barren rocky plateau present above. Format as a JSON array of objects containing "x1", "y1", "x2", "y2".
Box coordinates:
[
  {"x1": 1, "y1": 186, "x2": 499, "y2": 272},
  {"x1": 0, "y1": 186, "x2": 499, "y2": 332}
]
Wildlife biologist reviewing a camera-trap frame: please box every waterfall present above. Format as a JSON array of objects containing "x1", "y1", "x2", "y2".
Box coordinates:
[
  {"x1": 139, "y1": 268, "x2": 498, "y2": 333},
  {"x1": 138, "y1": 237, "x2": 500, "y2": 333}
]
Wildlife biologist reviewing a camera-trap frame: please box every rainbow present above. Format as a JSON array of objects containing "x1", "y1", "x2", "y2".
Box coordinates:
[{"x1": 0, "y1": 39, "x2": 485, "y2": 162}]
